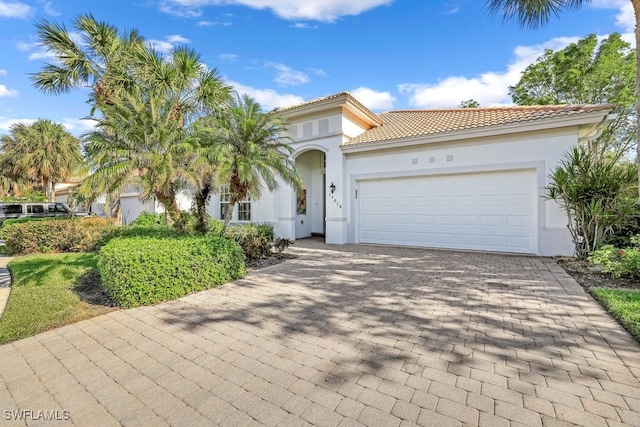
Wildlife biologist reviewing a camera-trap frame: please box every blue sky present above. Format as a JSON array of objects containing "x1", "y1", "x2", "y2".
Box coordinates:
[{"x1": 0, "y1": 0, "x2": 634, "y2": 135}]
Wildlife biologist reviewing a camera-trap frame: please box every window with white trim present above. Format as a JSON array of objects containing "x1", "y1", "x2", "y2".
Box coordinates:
[
  {"x1": 238, "y1": 201, "x2": 251, "y2": 221},
  {"x1": 220, "y1": 184, "x2": 230, "y2": 219},
  {"x1": 219, "y1": 185, "x2": 252, "y2": 221}
]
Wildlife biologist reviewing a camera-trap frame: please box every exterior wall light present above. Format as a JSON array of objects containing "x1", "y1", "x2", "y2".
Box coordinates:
[{"x1": 330, "y1": 182, "x2": 336, "y2": 194}]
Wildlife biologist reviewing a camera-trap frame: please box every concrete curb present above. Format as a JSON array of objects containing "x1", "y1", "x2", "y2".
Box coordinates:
[{"x1": 0, "y1": 255, "x2": 13, "y2": 319}]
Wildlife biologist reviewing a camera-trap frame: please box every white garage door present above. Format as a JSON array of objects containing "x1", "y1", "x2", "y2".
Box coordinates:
[{"x1": 357, "y1": 170, "x2": 537, "y2": 254}]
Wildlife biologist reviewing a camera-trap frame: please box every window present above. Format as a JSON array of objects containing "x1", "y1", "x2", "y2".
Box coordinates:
[
  {"x1": 27, "y1": 204, "x2": 44, "y2": 214},
  {"x1": 0, "y1": 204, "x2": 23, "y2": 214},
  {"x1": 55, "y1": 203, "x2": 69, "y2": 213},
  {"x1": 238, "y1": 202, "x2": 251, "y2": 221},
  {"x1": 219, "y1": 185, "x2": 251, "y2": 221},
  {"x1": 220, "y1": 184, "x2": 230, "y2": 219}
]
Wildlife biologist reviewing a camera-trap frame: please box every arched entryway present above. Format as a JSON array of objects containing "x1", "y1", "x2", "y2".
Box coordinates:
[{"x1": 294, "y1": 149, "x2": 326, "y2": 240}]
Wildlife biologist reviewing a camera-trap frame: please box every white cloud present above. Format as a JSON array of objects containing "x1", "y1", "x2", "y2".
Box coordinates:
[
  {"x1": 197, "y1": 19, "x2": 232, "y2": 26},
  {"x1": 61, "y1": 118, "x2": 97, "y2": 134},
  {"x1": 0, "y1": 117, "x2": 35, "y2": 131},
  {"x1": 167, "y1": 34, "x2": 190, "y2": 44},
  {"x1": 147, "y1": 34, "x2": 190, "y2": 53},
  {"x1": 292, "y1": 22, "x2": 318, "y2": 29},
  {"x1": 17, "y1": 41, "x2": 58, "y2": 61},
  {"x1": 0, "y1": 70, "x2": 6, "y2": 76},
  {"x1": 446, "y1": 6, "x2": 460, "y2": 14},
  {"x1": 350, "y1": 87, "x2": 395, "y2": 110},
  {"x1": 310, "y1": 68, "x2": 326, "y2": 76},
  {"x1": 159, "y1": 0, "x2": 392, "y2": 22},
  {"x1": 266, "y1": 62, "x2": 310, "y2": 86},
  {"x1": 28, "y1": 50, "x2": 57, "y2": 61},
  {"x1": 0, "y1": 84, "x2": 19, "y2": 97},
  {"x1": 590, "y1": 0, "x2": 634, "y2": 33},
  {"x1": 218, "y1": 53, "x2": 238, "y2": 62},
  {"x1": 227, "y1": 80, "x2": 304, "y2": 110},
  {"x1": 0, "y1": 0, "x2": 32, "y2": 18},
  {"x1": 41, "y1": 1, "x2": 60, "y2": 16},
  {"x1": 399, "y1": 36, "x2": 581, "y2": 108}
]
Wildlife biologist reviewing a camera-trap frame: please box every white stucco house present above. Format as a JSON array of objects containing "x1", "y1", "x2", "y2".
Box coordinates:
[{"x1": 61, "y1": 92, "x2": 614, "y2": 256}]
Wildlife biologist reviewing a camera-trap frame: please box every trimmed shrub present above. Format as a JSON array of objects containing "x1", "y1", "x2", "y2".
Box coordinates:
[
  {"x1": 96, "y1": 224, "x2": 177, "y2": 248},
  {"x1": 226, "y1": 223, "x2": 274, "y2": 260},
  {"x1": 131, "y1": 212, "x2": 167, "y2": 227},
  {"x1": 590, "y1": 236, "x2": 640, "y2": 278},
  {"x1": 1, "y1": 216, "x2": 71, "y2": 229},
  {"x1": 2, "y1": 217, "x2": 114, "y2": 255},
  {"x1": 97, "y1": 235, "x2": 245, "y2": 308}
]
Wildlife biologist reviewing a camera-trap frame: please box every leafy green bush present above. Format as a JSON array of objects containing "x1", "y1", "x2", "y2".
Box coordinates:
[
  {"x1": 131, "y1": 212, "x2": 167, "y2": 227},
  {"x1": 96, "y1": 224, "x2": 177, "y2": 248},
  {"x1": 98, "y1": 235, "x2": 245, "y2": 308},
  {"x1": 173, "y1": 210, "x2": 199, "y2": 235},
  {"x1": 2, "y1": 217, "x2": 114, "y2": 255},
  {"x1": 209, "y1": 219, "x2": 225, "y2": 236},
  {"x1": 1, "y1": 216, "x2": 71, "y2": 229},
  {"x1": 546, "y1": 147, "x2": 637, "y2": 259},
  {"x1": 274, "y1": 238, "x2": 293, "y2": 254},
  {"x1": 226, "y1": 223, "x2": 274, "y2": 260},
  {"x1": 590, "y1": 236, "x2": 640, "y2": 277}
]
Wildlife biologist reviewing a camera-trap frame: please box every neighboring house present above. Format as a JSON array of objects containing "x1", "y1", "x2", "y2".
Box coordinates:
[{"x1": 73, "y1": 92, "x2": 615, "y2": 256}]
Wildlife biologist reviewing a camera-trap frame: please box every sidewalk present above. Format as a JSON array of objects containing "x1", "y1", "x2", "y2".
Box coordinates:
[{"x1": 0, "y1": 255, "x2": 13, "y2": 319}]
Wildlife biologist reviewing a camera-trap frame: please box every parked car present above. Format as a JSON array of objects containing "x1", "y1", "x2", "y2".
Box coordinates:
[{"x1": 0, "y1": 202, "x2": 87, "y2": 226}]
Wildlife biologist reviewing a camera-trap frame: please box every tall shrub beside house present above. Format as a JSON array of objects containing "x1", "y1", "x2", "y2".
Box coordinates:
[{"x1": 546, "y1": 147, "x2": 637, "y2": 259}]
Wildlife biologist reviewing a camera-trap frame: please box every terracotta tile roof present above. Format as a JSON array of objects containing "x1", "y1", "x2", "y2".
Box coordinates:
[
  {"x1": 345, "y1": 104, "x2": 614, "y2": 146},
  {"x1": 277, "y1": 92, "x2": 382, "y2": 125}
]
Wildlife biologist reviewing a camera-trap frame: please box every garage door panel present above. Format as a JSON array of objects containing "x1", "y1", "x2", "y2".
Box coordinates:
[{"x1": 358, "y1": 170, "x2": 537, "y2": 254}]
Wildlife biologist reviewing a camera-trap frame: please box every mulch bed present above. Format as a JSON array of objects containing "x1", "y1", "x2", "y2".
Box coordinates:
[
  {"x1": 245, "y1": 253, "x2": 297, "y2": 271},
  {"x1": 556, "y1": 257, "x2": 640, "y2": 291}
]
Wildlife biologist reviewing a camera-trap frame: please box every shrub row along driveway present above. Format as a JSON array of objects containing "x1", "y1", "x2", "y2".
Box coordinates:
[{"x1": 1, "y1": 240, "x2": 639, "y2": 426}]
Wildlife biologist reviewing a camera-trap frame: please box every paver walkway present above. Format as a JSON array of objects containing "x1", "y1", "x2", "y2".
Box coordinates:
[{"x1": 1, "y1": 240, "x2": 639, "y2": 426}]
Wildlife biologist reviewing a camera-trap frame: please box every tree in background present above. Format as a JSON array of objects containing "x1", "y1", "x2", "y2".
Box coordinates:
[
  {"x1": 486, "y1": 0, "x2": 640, "y2": 191},
  {"x1": 510, "y1": 33, "x2": 636, "y2": 160},
  {"x1": 0, "y1": 120, "x2": 82, "y2": 202},
  {"x1": 459, "y1": 99, "x2": 481, "y2": 108}
]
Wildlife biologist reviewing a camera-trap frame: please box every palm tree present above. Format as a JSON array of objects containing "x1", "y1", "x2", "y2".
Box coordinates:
[
  {"x1": 80, "y1": 86, "x2": 196, "y2": 224},
  {"x1": 33, "y1": 16, "x2": 232, "y2": 221},
  {"x1": 486, "y1": 0, "x2": 640, "y2": 192},
  {"x1": 204, "y1": 94, "x2": 301, "y2": 232},
  {"x1": 0, "y1": 120, "x2": 82, "y2": 202},
  {"x1": 31, "y1": 13, "x2": 144, "y2": 104}
]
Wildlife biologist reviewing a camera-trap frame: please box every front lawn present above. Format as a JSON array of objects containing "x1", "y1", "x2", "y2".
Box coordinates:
[
  {"x1": 590, "y1": 288, "x2": 640, "y2": 342},
  {"x1": 0, "y1": 253, "x2": 116, "y2": 344}
]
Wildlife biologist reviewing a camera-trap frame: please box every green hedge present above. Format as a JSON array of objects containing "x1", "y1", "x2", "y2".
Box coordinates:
[
  {"x1": 97, "y1": 235, "x2": 245, "y2": 308},
  {"x1": 2, "y1": 217, "x2": 115, "y2": 255},
  {"x1": 96, "y1": 224, "x2": 179, "y2": 248},
  {"x1": 225, "y1": 223, "x2": 274, "y2": 260},
  {"x1": 1, "y1": 216, "x2": 72, "y2": 228}
]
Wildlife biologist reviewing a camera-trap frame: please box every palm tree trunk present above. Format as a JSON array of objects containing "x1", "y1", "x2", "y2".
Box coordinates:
[
  {"x1": 222, "y1": 200, "x2": 236, "y2": 234},
  {"x1": 43, "y1": 176, "x2": 52, "y2": 202},
  {"x1": 50, "y1": 181, "x2": 56, "y2": 203},
  {"x1": 194, "y1": 185, "x2": 211, "y2": 234},
  {"x1": 155, "y1": 188, "x2": 180, "y2": 225}
]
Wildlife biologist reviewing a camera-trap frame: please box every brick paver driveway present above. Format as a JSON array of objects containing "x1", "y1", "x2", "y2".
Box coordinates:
[{"x1": 1, "y1": 240, "x2": 639, "y2": 426}]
